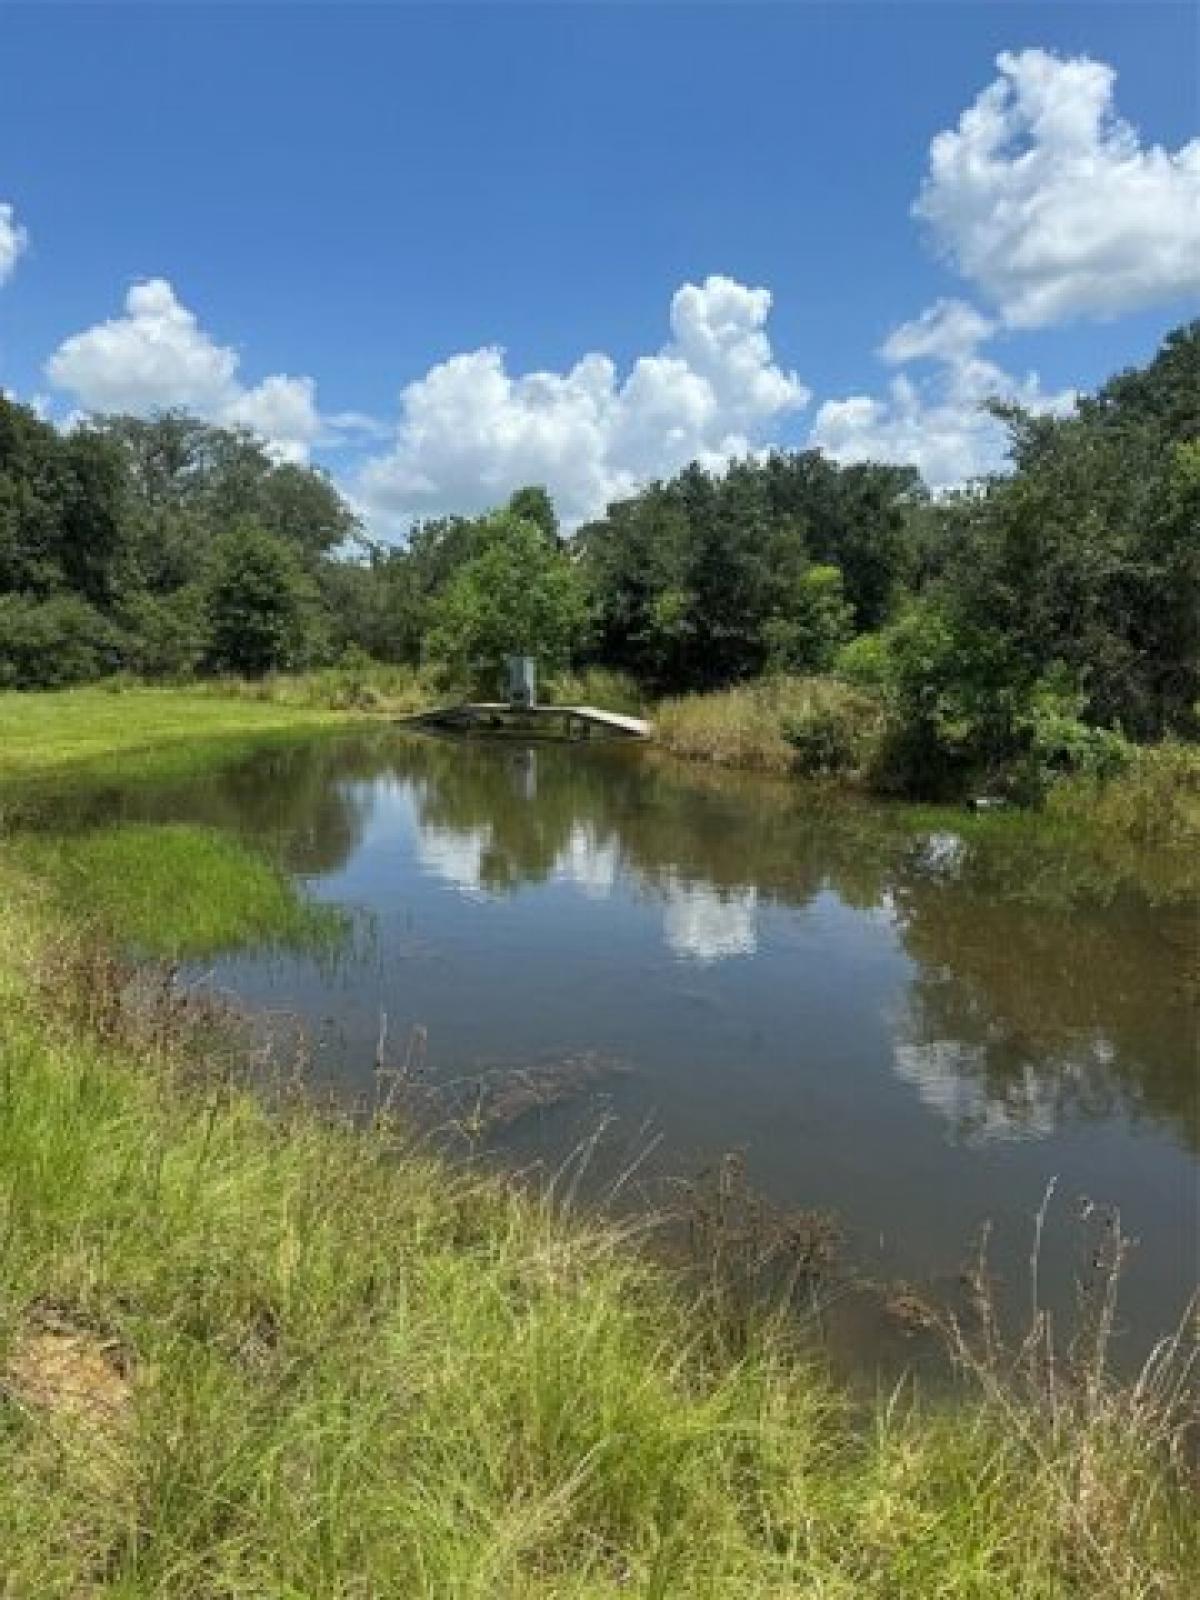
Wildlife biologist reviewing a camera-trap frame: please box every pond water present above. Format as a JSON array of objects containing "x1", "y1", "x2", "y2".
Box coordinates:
[{"x1": 44, "y1": 729, "x2": 1200, "y2": 1369}]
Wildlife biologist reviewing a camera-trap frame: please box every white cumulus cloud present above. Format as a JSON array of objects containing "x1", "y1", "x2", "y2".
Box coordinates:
[
  {"x1": 46, "y1": 278, "x2": 325, "y2": 462},
  {"x1": 915, "y1": 48, "x2": 1200, "y2": 327},
  {"x1": 359, "y1": 275, "x2": 808, "y2": 532},
  {"x1": 878, "y1": 298, "x2": 996, "y2": 365},
  {"x1": 812, "y1": 299, "x2": 1074, "y2": 488},
  {"x1": 0, "y1": 202, "x2": 28, "y2": 285}
]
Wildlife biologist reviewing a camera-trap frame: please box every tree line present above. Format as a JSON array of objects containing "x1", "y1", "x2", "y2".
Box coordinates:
[{"x1": 1, "y1": 321, "x2": 1196, "y2": 788}]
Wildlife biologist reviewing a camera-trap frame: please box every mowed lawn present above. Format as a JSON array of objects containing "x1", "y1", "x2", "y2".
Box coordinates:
[{"x1": 0, "y1": 687, "x2": 352, "y2": 786}]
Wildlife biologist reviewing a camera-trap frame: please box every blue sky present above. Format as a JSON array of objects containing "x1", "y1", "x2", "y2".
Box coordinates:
[{"x1": 1, "y1": 2, "x2": 1197, "y2": 532}]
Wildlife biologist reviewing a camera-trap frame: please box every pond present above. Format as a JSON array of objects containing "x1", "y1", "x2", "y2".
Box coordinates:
[{"x1": 37, "y1": 728, "x2": 1200, "y2": 1371}]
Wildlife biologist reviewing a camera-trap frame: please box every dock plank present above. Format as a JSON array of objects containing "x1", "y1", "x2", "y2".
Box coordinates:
[{"x1": 400, "y1": 703, "x2": 652, "y2": 738}]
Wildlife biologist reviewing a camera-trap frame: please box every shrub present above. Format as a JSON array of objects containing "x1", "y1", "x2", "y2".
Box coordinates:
[
  {"x1": 1013, "y1": 669, "x2": 1134, "y2": 800},
  {"x1": 116, "y1": 586, "x2": 210, "y2": 679},
  {"x1": 777, "y1": 678, "x2": 885, "y2": 775},
  {"x1": 0, "y1": 593, "x2": 126, "y2": 689}
]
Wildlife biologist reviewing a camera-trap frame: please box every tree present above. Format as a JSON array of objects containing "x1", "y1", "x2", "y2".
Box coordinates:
[
  {"x1": 0, "y1": 593, "x2": 125, "y2": 688},
  {"x1": 203, "y1": 524, "x2": 325, "y2": 677},
  {"x1": 91, "y1": 412, "x2": 359, "y2": 577},
  {"x1": 1078, "y1": 319, "x2": 1199, "y2": 442},
  {"x1": 763, "y1": 564, "x2": 854, "y2": 673},
  {"x1": 0, "y1": 394, "x2": 130, "y2": 602},
  {"x1": 427, "y1": 510, "x2": 588, "y2": 684},
  {"x1": 507, "y1": 485, "x2": 559, "y2": 542},
  {"x1": 944, "y1": 389, "x2": 1200, "y2": 739}
]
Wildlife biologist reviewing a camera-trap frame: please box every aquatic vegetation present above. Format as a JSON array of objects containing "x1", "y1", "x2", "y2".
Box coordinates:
[
  {"x1": 438, "y1": 1052, "x2": 632, "y2": 1138},
  {"x1": 1047, "y1": 740, "x2": 1200, "y2": 847},
  {"x1": 8, "y1": 823, "x2": 345, "y2": 959}
]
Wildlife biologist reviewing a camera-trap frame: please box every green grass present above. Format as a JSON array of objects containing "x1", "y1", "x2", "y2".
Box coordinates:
[
  {"x1": 0, "y1": 689, "x2": 1194, "y2": 1594},
  {"x1": 190, "y1": 661, "x2": 442, "y2": 715},
  {"x1": 0, "y1": 685, "x2": 358, "y2": 793},
  {"x1": 0, "y1": 869, "x2": 1195, "y2": 1597},
  {"x1": 8, "y1": 824, "x2": 345, "y2": 958},
  {"x1": 539, "y1": 668, "x2": 647, "y2": 717}
]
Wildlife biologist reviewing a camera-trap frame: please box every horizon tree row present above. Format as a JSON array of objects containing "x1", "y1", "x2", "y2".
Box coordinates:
[{"x1": 0, "y1": 322, "x2": 1196, "y2": 759}]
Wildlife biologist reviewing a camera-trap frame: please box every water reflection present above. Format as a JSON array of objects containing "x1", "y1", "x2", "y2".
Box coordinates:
[
  {"x1": 42, "y1": 728, "x2": 1193, "y2": 1161},
  {"x1": 23, "y1": 727, "x2": 1195, "y2": 1363},
  {"x1": 662, "y1": 877, "x2": 758, "y2": 963}
]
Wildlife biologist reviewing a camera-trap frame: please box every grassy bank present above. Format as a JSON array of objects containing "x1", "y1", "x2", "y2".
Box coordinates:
[
  {"x1": 655, "y1": 677, "x2": 1200, "y2": 847},
  {"x1": 0, "y1": 685, "x2": 359, "y2": 792},
  {"x1": 655, "y1": 677, "x2": 883, "y2": 778},
  {"x1": 1, "y1": 863, "x2": 1197, "y2": 1596},
  {"x1": 0, "y1": 688, "x2": 1195, "y2": 1594}
]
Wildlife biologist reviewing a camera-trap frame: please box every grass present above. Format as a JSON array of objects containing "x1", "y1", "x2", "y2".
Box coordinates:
[
  {"x1": 0, "y1": 869, "x2": 1196, "y2": 1596},
  {"x1": 0, "y1": 686, "x2": 1195, "y2": 1594},
  {"x1": 656, "y1": 676, "x2": 885, "y2": 777},
  {"x1": 7, "y1": 823, "x2": 345, "y2": 959},
  {"x1": 540, "y1": 668, "x2": 647, "y2": 717},
  {"x1": 0, "y1": 685, "x2": 358, "y2": 793},
  {"x1": 1048, "y1": 741, "x2": 1200, "y2": 847},
  {"x1": 191, "y1": 660, "x2": 443, "y2": 715},
  {"x1": 654, "y1": 679, "x2": 1200, "y2": 853}
]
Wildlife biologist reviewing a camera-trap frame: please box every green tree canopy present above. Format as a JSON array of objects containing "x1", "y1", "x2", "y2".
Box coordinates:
[
  {"x1": 204, "y1": 523, "x2": 325, "y2": 677},
  {"x1": 427, "y1": 510, "x2": 588, "y2": 682}
]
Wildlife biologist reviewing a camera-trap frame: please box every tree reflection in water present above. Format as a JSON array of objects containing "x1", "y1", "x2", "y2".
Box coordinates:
[{"x1": 40, "y1": 727, "x2": 1197, "y2": 1156}]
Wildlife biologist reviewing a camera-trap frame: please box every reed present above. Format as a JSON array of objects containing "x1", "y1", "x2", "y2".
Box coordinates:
[{"x1": 656, "y1": 675, "x2": 885, "y2": 776}]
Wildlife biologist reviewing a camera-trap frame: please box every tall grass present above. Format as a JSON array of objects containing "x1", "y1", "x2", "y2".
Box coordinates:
[
  {"x1": 1048, "y1": 741, "x2": 1200, "y2": 847},
  {"x1": 539, "y1": 667, "x2": 647, "y2": 716},
  {"x1": 195, "y1": 660, "x2": 442, "y2": 714},
  {"x1": 656, "y1": 676, "x2": 885, "y2": 777},
  {"x1": 0, "y1": 855, "x2": 1195, "y2": 1595}
]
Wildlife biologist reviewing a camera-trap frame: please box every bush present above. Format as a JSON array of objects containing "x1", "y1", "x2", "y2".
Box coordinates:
[
  {"x1": 778, "y1": 679, "x2": 885, "y2": 775},
  {"x1": 116, "y1": 586, "x2": 209, "y2": 679},
  {"x1": 1013, "y1": 670, "x2": 1134, "y2": 800},
  {"x1": 0, "y1": 593, "x2": 126, "y2": 689}
]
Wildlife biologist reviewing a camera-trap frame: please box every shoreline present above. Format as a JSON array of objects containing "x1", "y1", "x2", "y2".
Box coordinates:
[{"x1": 0, "y1": 687, "x2": 1196, "y2": 1593}]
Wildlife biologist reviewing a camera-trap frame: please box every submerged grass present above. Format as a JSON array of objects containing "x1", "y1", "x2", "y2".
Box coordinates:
[
  {"x1": 0, "y1": 690, "x2": 1195, "y2": 1595},
  {"x1": 8, "y1": 823, "x2": 345, "y2": 959}
]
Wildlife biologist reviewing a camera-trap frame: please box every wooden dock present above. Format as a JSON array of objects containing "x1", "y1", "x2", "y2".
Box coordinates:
[{"x1": 401, "y1": 702, "x2": 652, "y2": 740}]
